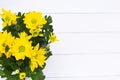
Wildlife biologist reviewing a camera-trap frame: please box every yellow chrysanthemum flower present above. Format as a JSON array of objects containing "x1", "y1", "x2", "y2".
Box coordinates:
[
  {"x1": 0, "y1": 8, "x2": 18, "y2": 27},
  {"x1": 15, "y1": 69, "x2": 20, "y2": 74},
  {"x1": 11, "y1": 32, "x2": 32, "y2": 60},
  {"x1": 0, "y1": 31, "x2": 14, "y2": 57},
  {"x1": 19, "y1": 72, "x2": 26, "y2": 80},
  {"x1": 30, "y1": 44, "x2": 46, "y2": 72},
  {"x1": 23, "y1": 11, "x2": 46, "y2": 30},
  {"x1": 49, "y1": 33, "x2": 59, "y2": 43}
]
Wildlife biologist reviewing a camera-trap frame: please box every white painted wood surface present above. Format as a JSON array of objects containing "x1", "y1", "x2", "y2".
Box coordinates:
[
  {"x1": 1, "y1": 0, "x2": 120, "y2": 80},
  {"x1": 1, "y1": 0, "x2": 120, "y2": 13},
  {"x1": 51, "y1": 14, "x2": 120, "y2": 33},
  {"x1": 51, "y1": 33, "x2": 120, "y2": 54},
  {"x1": 44, "y1": 54, "x2": 120, "y2": 76}
]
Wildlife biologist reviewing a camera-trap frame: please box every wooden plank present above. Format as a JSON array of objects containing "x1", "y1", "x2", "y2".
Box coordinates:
[
  {"x1": 9, "y1": 76, "x2": 118, "y2": 80},
  {"x1": 1, "y1": 75, "x2": 120, "y2": 80},
  {"x1": 46, "y1": 77, "x2": 120, "y2": 80},
  {"x1": 43, "y1": 54, "x2": 120, "y2": 77},
  {"x1": 0, "y1": 0, "x2": 120, "y2": 13},
  {"x1": 50, "y1": 14, "x2": 120, "y2": 33},
  {"x1": 1, "y1": 14, "x2": 120, "y2": 32},
  {"x1": 51, "y1": 33, "x2": 120, "y2": 54}
]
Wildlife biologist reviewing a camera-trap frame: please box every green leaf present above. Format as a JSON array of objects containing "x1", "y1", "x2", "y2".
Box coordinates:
[
  {"x1": 6, "y1": 75, "x2": 19, "y2": 80},
  {"x1": 0, "y1": 68, "x2": 5, "y2": 76},
  {"x1": 46, "y1": 51, "x2": 52, "y2": 59},
  {"x1": 45, "y1": 16, "x2": 52, "y2": 24},
  {"x1": 18, "y1": 12, "x2": 21, "y2": 16},
  {"x1": 31, "y1": 69, "x2": 45, "y2": 80}
]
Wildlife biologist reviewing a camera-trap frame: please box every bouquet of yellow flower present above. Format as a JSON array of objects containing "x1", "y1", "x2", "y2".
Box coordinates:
[{"x1": 0, "y1": 8, "x2": 58, "y2": 80}]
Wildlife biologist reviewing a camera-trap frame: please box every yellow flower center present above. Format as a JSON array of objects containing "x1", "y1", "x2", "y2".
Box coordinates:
[
  {"x1": 19, "y1": 46, "x2": 25, "y2": 52},
  {"x1": 2, "y1": 43, "x2": 6, "y2": 47},
  {"x1": 31, "y1": 19, "x2": 37, "y2": 24},
  {"x1": 19, "y1": 72, "x2": 26, "y2": 80},
  {"x1": 15, "y1": 69, "x2": 20, "y2": 74},
  {"x1": 5, "y1": 16, "x2": 10, "y2": 21}
]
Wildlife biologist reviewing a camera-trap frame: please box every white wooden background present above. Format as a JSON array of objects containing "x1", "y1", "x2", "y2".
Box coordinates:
[{"x1": 1, "y1": 0, "x2": 120, "y2": 80}]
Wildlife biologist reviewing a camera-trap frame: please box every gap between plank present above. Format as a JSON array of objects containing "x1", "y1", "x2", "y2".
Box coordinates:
[
  {"x1": 55, "y1": 31, "x2": 120, "y2": 34},
  {"x1": 46, "y1": 74, "x2": 120, "y2": 78},
  {"x1": 43, "y1": 12, "x2": 120, "y2": 14},
  {"x1": 53, "y1": 52, "x2": 120, "y2": 56}
]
